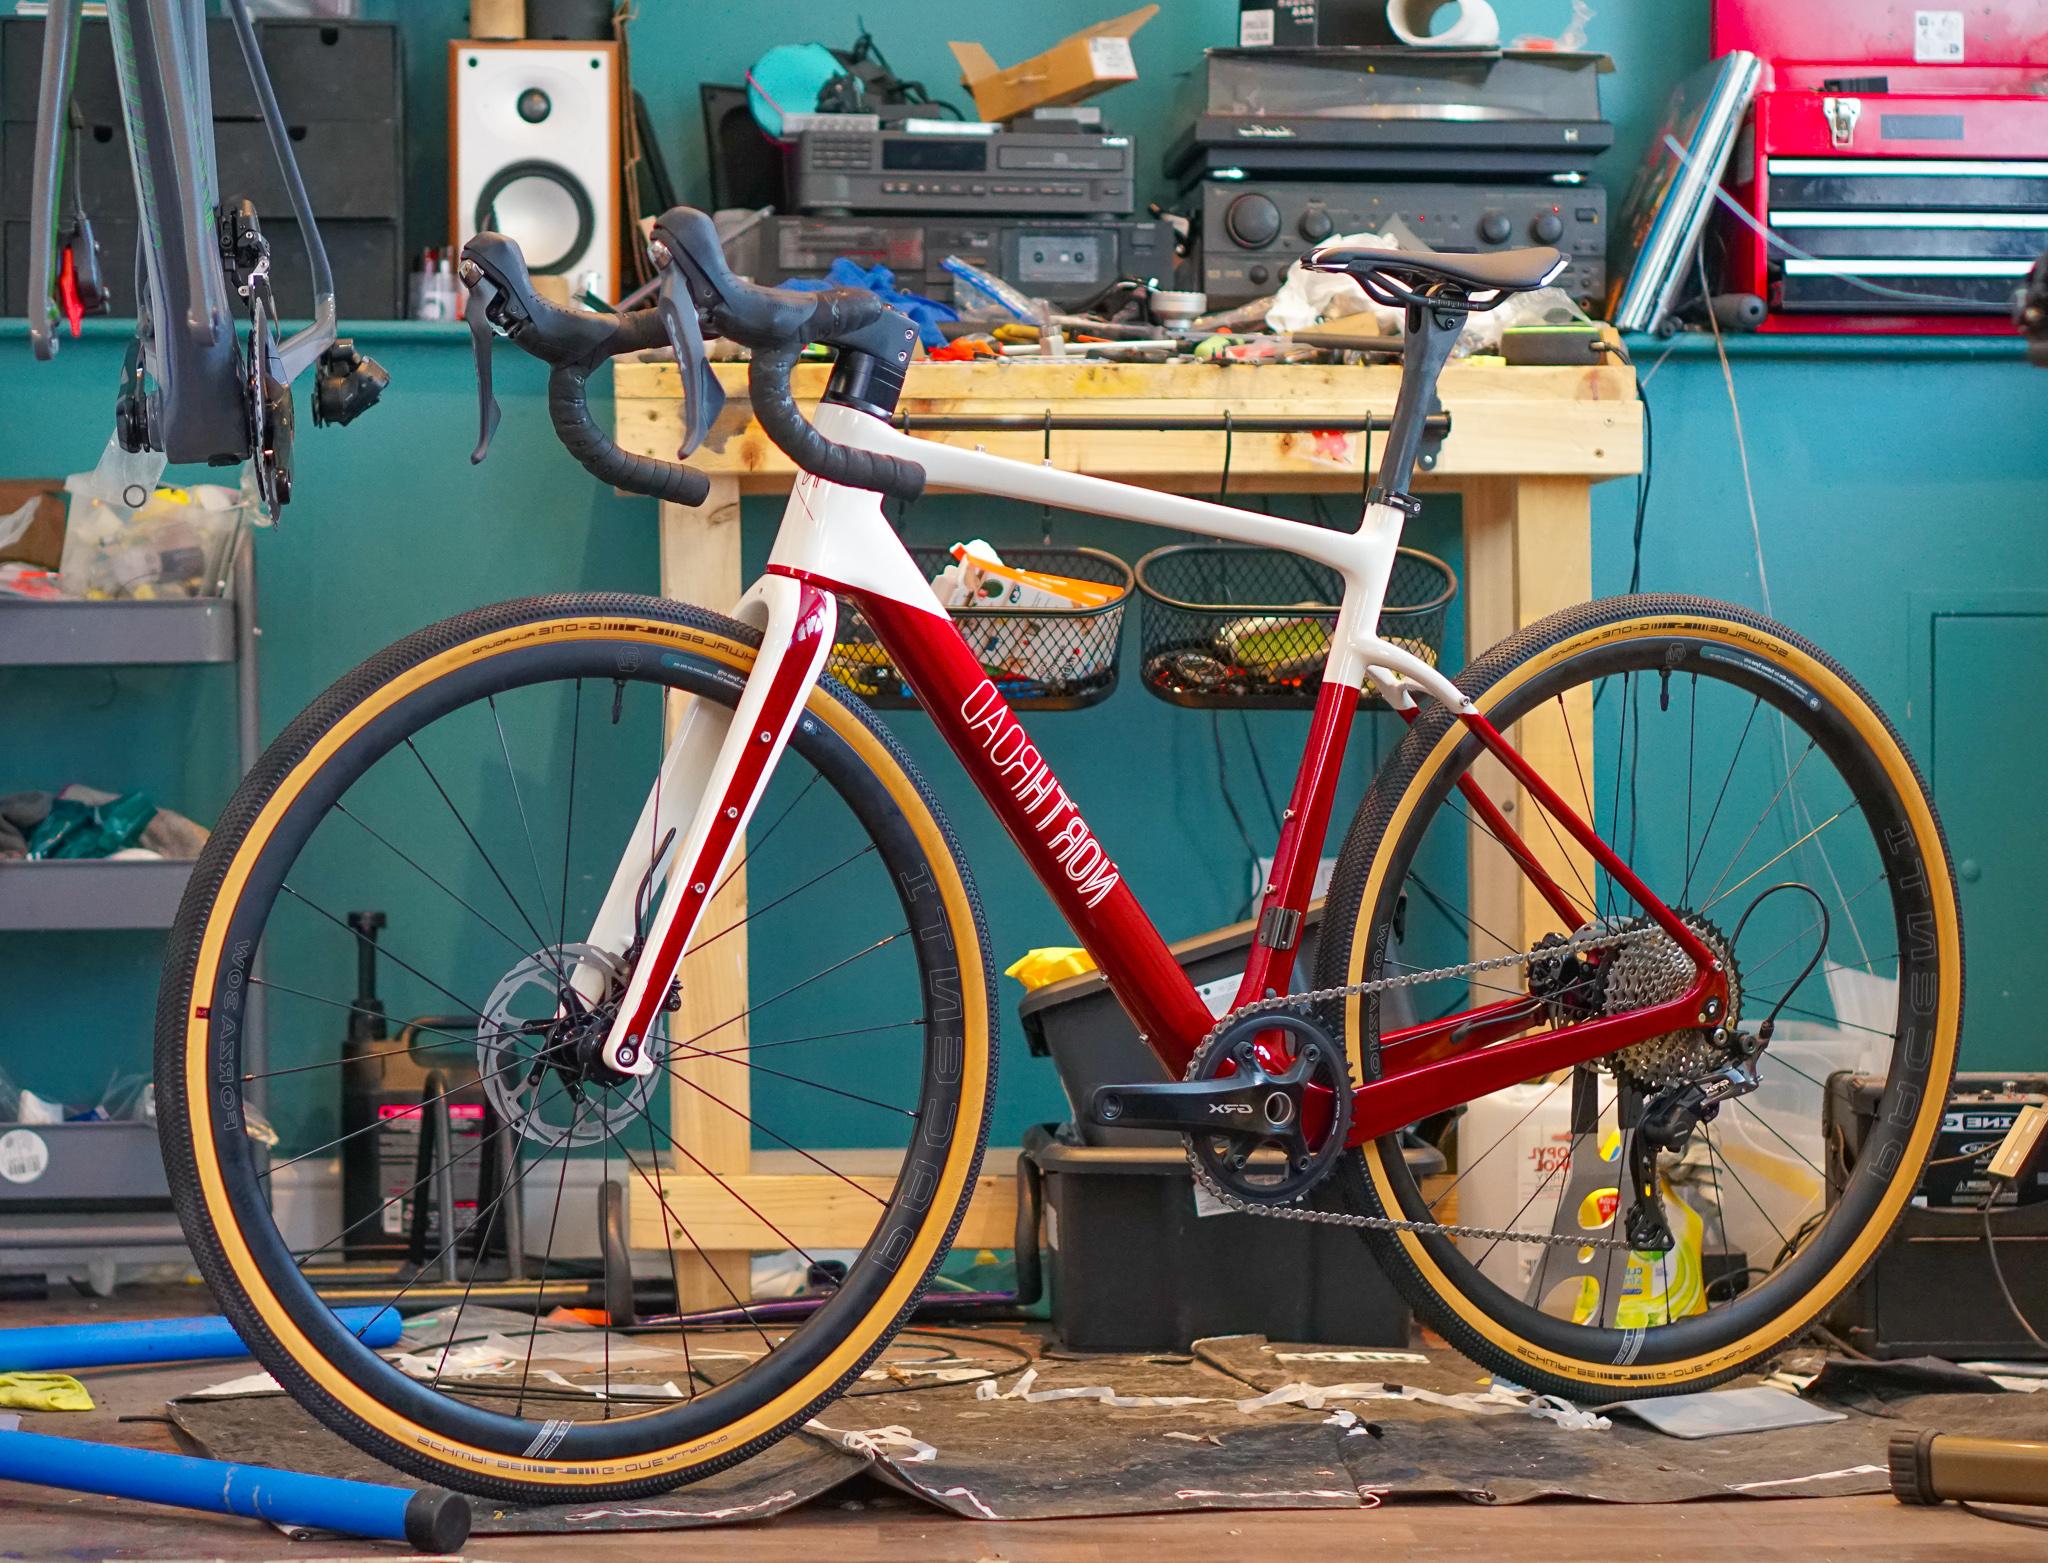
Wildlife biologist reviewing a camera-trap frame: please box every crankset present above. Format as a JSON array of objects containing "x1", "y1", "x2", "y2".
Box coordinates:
[{"x1": 1085, "y1": 918, "x2": 1685, "y2": 1251}]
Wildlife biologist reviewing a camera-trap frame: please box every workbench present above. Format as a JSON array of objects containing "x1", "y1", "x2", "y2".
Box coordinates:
[{"x1": 610, "y1": 354, "x2": 1642, "y2": 1302}]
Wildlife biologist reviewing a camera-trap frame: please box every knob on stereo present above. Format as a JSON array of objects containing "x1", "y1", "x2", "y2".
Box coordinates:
[
  {"x1": 1478, "y1": 210, "x2": 1511, "y2": 245},
  {"x1": 1297, "y1": 206, "x2": 1334, "y2": 242},
  {"x1": 1532, "y1": 211, "x2": 1565, "y2": 244},
  {"x1": 1225, "y1": 192, "x2": 1282, "y2": 249}
]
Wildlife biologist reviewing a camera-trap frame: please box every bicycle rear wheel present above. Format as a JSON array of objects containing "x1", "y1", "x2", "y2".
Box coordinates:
[
  {"x1": 1321, "y1": 595, "x2": 1961, "y2": 1398},
  {"x1": 156, "y1": 594, "x2": 995, "y2": 1498}
]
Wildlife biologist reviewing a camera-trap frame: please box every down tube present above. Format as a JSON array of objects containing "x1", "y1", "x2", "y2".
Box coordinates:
[{"x1": 855, "y1": 592, "x2": 1216, "y2": 1069}]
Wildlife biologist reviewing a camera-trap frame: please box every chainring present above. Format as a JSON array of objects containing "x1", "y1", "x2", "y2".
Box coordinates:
[{"x1": 1182, "y1": 1009, "x2": 1353, "y2": 1206}]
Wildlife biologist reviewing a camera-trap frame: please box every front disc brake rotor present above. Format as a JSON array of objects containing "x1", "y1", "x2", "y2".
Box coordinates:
[{"x1": 477, "y1": 943, "x2": 653, "y2": 1145}]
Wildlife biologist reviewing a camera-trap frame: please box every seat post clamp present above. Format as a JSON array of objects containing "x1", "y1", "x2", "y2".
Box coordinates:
[{"x1": 1367, "y1": 485, "x2": 1423, "y2": 518}]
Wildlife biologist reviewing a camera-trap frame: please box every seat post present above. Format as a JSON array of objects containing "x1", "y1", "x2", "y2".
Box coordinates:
[{"x1": 1368, "y1": 301, "x2": 1464, "y2": 515}]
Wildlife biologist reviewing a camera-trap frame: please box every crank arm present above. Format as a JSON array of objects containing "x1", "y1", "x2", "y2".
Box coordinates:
[{"x1": 1090, "y1": 1076, "x2": 1299, "y2": 1136}]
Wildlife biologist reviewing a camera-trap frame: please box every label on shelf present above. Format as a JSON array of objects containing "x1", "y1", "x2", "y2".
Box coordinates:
[{"x1": 0, "y1": 1129, "x2": 51, "y2": 1184}]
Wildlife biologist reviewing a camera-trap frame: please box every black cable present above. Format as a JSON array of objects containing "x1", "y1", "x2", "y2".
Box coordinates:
[
  {"x1": 1629, "y1": 380, "x2": 1654, "y2": 595},
  {"x1": 1958, "y1": 1502, "x2": 2048, "y2": 1531},
  {"x1": 1236, "y1": 710, "x2": 1282, "y2": 833},
  {"x1": 1212, "y1": 712, "x2": 1264, "y2": 918},
  {"x1": 1730, "y1": 881, "x2": 1830, "y2": 1044},
  {"x1": 1982, "y1": 1185, "x2": 2048, "y2": 1351}
]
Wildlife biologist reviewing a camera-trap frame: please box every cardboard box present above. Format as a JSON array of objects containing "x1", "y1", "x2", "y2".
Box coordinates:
[
  {"x1": 1237, "y1": 0, "x2": 1397, "y2": 48},
  {"x1": 949, "y1": 6, "x2": 1156, "y2": 126},
  {"x1": 0, "y1": 479, "x2": 65, "y2": 569}
]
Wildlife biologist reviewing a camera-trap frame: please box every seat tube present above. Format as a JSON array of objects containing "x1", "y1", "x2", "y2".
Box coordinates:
[{"x1": 1369, "y1": 302, "x2": 1464, "y2": 510}]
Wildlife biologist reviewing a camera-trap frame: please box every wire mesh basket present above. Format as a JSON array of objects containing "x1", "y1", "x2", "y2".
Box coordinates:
[
  {"x1": 828, "y1": 546, "x2": 1135, "y2": 712},
  {"x1": 1135, "y1": 543, "x2": 1456, "y2": 710}
]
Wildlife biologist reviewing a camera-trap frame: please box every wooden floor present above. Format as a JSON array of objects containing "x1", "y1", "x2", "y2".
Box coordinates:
[{"x1": 0, "y1": 1285, "x2": 2034, "y2": 1561}]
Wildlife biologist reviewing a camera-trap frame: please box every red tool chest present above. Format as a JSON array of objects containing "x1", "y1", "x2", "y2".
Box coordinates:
[{"x1": 1712, "y1": 3, "x2": 2048, "y2": 333}]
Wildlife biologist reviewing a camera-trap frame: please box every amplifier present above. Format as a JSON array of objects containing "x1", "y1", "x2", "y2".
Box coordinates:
[
  {"x1": 721, "y1": 215, "x2": 1178, "y2": 309},
  {"x1": 1726, "y1": 88, "x2": 2048, "y2": 332},
  {"x1": 1826, "y1": 1073, "x2": 2048, "y2": 1360},
  {"x1": 793, "y1": 126, "x2": 1136, "y2": 217},
  {"x1": 1195, "y1": 179, "x2": 1606, "y2": 307}
]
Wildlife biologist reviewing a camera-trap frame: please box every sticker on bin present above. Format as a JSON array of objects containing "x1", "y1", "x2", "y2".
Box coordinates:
[{"x1": 0, "y1": 1129, "x2": 50, "y2": 1184}]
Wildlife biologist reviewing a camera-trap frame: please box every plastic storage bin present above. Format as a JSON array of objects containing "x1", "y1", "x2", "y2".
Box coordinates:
[
  {"x1": 1136, "y1": 543, "x2": 1455, "y2": 710},
  {"x1": 828, "y1": 545, "x2": 1132, "y2": 712},
  {"x1": 1020, "y1": 1122, "x2": 1423, "y2": 1351}
]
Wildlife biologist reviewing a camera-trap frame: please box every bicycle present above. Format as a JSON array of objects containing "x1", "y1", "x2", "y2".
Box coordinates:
[{"x1": 148, "y1": 204, "x2": 1963, "y2": 1500}]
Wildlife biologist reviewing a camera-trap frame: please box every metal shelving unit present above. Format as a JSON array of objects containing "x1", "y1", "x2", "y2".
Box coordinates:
[{"x1": 0, "y1": 541, "x2": 265, "y2": 1272}]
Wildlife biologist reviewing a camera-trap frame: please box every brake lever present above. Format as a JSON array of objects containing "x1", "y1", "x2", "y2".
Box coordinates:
[
  {"x1": 654, "y1": 262, "x2": 725, "y2": 459},
  {"x1": 464, "y1": 273, "x2": 503, "y2": 465}
]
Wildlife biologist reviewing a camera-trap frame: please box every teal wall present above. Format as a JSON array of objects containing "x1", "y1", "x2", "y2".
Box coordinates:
[{"x1": 3, "y1": 1, "x2": 2045, "y2": 1153}]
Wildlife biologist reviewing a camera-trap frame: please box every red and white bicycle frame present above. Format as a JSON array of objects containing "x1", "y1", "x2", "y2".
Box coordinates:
[{"x1": 580, "y1": 400, "x2": 1724, "y2": 1144}]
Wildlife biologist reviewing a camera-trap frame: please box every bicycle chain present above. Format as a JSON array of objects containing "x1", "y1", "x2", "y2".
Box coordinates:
[{"x1": 1185, "y1": 920, "x2": 1678, "y2": 1251}]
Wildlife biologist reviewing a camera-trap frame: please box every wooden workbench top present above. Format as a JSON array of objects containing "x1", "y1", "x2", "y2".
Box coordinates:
[{"x1": 612, "y1": 356, "x2": 1642, "y2": 495}]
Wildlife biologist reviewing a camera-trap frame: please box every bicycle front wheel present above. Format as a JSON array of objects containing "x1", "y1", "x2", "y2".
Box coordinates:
[
  {"x1": 155, "y1": 594, "x2": 995, "y2": 1499},
  {"x1": 1321, "y1": 595, "x2": 1961, "y2": 1400}
]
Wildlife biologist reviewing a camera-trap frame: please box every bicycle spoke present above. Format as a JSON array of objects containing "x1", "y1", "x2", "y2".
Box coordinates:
[
  {"x1": 1425, "y1": 1072, "x2": 1571, "y2": 1215},
  {"x1": 1699, "y1": 740, "x2": 1819, "y2": 911},
  {"x1": 689, "y1": 843, "x2": 879, "y2": 955},
  {"x1": 489, "y1": 693, "x2": 561, "y2": 951},
  {"x1": 640, "y1": 1109, "x2": 829, "y2": 1263},
  {"x1": 643, "y1": 1112, "x2": 696, "y2": 1396},
  {"x1": 1477, "y1": 1081, "x2": 1614, "y2": 1270},
  {"x1": 666, "y1": 931, "x2": 911, "y2": 1051},
  {"x1": 335, "y1": 803, "x2": 536, "y2": 965},
  {"x1": 654, "y1": 1053, "x2": 890, "y2": 1205},
  {"x1": 362, "y1": 1101, "x2": 581, "y2": 1347},
  {"x1": 1729, "y1": 1098, "x2": 1828, "y2": 1182},
  {"x1": 1405, "y1": 870, "x2": 1517, "y2": 956},
  {"x1": 1681, "y1": 695, "x2": 1762, "y2": 904},
  {"x1": 659, "y1": 1035, "x2": 917, "y2": 1117},
  {"x1": 514, "y1": 1098, "x2": 584, "y2": 1415},
  {"x1": 408, "y1": 738, "x2": 562, "y2": 977},
  {"x1": 611, "y1": 1132, "x2": 775, "y2": 1354},
  {"x1": 240, "y1": 981, "x2": 515, "y2": 1079},
  {"x1": 261, "y1": 1053, "x2": 526, "y2": 1180},
  {"x1": 294, "y1": 1083, "x2": 556, "y2": 1265},
  {"x1": 279, "y1": 885, "x2": 489, "y2": 1022},
  {"x1": 711, "y1": 771, "x2": 823, "y2": 904},
  {"x1": 706, "y1": 1017, "x2": 924, "y2": 1061},
  {"x1": 1703, "y1": 799, "x2": 1862, "y2": 916},
  {"x1": 558, "y1": 680, "x2": 582, "y2": 958}
]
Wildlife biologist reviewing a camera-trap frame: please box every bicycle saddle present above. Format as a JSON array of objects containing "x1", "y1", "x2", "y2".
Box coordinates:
[{"x1": 1305, "y1": 243, "x2": 1565, "y2": 297}]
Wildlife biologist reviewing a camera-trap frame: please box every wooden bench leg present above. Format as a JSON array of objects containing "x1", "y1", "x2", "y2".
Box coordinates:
[
  {"x1": 1460, "y1": 475, "x2": 1597, "y2": 969},
  {"x1": 657, "y1": 479, "x2": 755, "y2": 1311}
]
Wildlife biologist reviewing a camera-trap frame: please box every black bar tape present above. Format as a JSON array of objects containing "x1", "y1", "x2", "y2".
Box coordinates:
[
  {"x1": 748, "y1": 346, "x2": 925, "y2": 503},
  {"x1": 548, "y1": 361, "x2": 710, "y2": 507}
]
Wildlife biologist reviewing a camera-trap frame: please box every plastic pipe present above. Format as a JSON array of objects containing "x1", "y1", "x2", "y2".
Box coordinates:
[
  {"x1": 0, "y1": 1306, "x2": 400, "y2": 1372},
  {"x1": 0, "y1": 1428, "x2": 468, "y2": 1552}
]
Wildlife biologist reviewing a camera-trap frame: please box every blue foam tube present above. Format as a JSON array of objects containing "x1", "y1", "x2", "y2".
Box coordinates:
[
  {"x1": 0, "y1": 1306, "x2": 401, "y2": 1372},
  {"x1": 0, "y1": 1428, "x2": 469, "y2": 1552}
]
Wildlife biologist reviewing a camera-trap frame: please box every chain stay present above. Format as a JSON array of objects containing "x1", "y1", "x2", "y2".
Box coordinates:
[{"x1": 1187, "y1": 920, "x2": 1672, "y2": 1250}]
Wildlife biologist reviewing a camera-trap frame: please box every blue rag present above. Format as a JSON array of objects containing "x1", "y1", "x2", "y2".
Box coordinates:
[{"x1": 779, "y1": 258, "x2": 959, "y2": 349}]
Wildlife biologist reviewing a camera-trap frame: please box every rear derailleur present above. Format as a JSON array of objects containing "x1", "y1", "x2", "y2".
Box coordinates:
[{"x1": 1623, "y1": 1033, "x2": 1766, "y2": 1253}]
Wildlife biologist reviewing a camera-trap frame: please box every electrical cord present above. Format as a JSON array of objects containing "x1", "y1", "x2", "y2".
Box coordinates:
[{"x1": 1981, "y1": 1183, "x2": 2048, "y2": 1351}]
